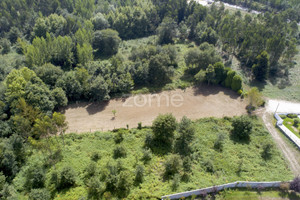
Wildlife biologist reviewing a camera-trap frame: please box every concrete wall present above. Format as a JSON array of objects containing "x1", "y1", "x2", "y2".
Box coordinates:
[
  {"x1": 161, "y1": 181, "x2": 283, "y2": 200},
  {"x1": 274, "y1": 113, "x2": 300, "y2": 150}
]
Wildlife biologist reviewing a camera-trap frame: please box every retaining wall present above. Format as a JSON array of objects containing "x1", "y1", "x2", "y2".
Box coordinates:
[{"x1": 161, "y1": 181, "x2": 283, "y2": 200}]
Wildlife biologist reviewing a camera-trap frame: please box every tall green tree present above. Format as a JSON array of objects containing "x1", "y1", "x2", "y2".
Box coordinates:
[
  {"x1": 77, "y1": 43, "x2": 94, "y2": 66},
  {"x1": 93, "y1": 29, "x2": 121, "y2": 56},
  {"x1": 205, "y1": 64, "x2": 215, "y2": 85},
  {"x1": 232, "y1": 115, "x2": 253, "y2": 141},
  {"x1": 252, "y1": 51, "x2": 269, "y2": 81},
  {"x1": 175, "y1": 116, "x2": 195, "y2": 155},
  {"x1": 157, "y1": 17, "x2": 178, "y2": 45}
]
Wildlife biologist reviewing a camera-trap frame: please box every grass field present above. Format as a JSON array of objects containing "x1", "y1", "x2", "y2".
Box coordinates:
[{"x1": 13, "y1": 117, "x2": 294, "y2": 199}]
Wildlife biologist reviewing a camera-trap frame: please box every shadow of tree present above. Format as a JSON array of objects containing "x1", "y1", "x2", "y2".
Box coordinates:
[
  {"x1": 86, "y1": 101, "x2": 109, "y2": 115},
  {"x1": 193, "y1": 85, "x2": 240, "y2": 99}
]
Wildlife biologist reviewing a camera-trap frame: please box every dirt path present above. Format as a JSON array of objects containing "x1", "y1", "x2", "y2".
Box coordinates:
[
  {"x1": 63, "y1": 86, "x2": 247, "y2": 133},
  {"x1": 258, "y1": 103, "x2": 300, "y2": 176}
]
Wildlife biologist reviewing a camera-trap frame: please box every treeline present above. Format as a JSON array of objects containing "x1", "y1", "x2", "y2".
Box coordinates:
[{"x1": 220, "y1": 0, "x2": 300, "y2": 20}]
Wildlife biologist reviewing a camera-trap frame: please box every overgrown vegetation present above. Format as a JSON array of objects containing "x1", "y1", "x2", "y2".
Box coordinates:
[{"x1": 0, "y1": 116, "x2": 293, "y2": 199}]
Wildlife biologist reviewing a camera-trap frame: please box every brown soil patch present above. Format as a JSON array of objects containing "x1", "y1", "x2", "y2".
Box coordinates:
[{"x1": 63, "y1": 86, "x2": 247, "y2": 133}]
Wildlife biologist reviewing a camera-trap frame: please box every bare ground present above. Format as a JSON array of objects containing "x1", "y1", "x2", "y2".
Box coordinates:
[{"x1": 63, "y1": 85, "x2": 247, "y2": 133}]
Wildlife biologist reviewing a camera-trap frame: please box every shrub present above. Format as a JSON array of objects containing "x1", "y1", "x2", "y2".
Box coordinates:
[
  {"x1": 137, "y1": 122, "x2": 142, "y2": 130},
  {"x1": 280, "y1": 182, "x2": 290, "y2": 191},
  {"x1": 58, "y1": 166, "x2": 76, "y2": 190},
  {"x1": 114, "y1": 131, "x2": 124, "y2": 144},
  {"x1": 29, "y1": 188, "x2": 51, "y2": 200},
  {"x1": 290, "y1": 176, "x2": 300, "y2": 192},
  {"x1": 261, "y1": 143, "x2": 273, "y2": 160},
  {"x1": 87, "y1": 176, "x2": 105, "y2": 199},
  {"x1": 164, "y1": 155, "x2": 182, "y2": 178},
  {"x1": 294, "y1": 118, "x2": 300, "y2": 126},
  {"x1": 152, "y1": 113, "x2": 177, "y2": 146},
  {"x1": 25, "y1": 166, "x2": 46, "y2": 190},
  {"x1": 225, "y1": 70, "x2": 236, "y2": 88},
  {"x1": 144, "y1": 133, "x2": 153, "y2": 148},
  {"x1": 113, "y1": 146, "x2": 127, "y2": 159},
  {"x1": 183, "y1": 157, "x2": 192, "y2": 172},
  {"x1": 238, "y1": 89, "x2": 243, "y2": 96},
  {"x1": 116, "y1": 171, "x2": 131, "y2": 197},
  {"x1": 171, "y1": 174, "x2": 180, "y2": 191},
  {"x1": 84, "y1": 162, "x2": 97, "y2": 180},
  {"x1": 203, "y1": 160, "x2": 215, "y2": 173},
  {"x1": 134, "y1": 165, "x2": 144, "y2": 184},
  {"x1": 0, "y1": 172, "x2": 5, "y2": 191},
  {"x1": 231, "y1": 75, "x2": 242, "y2": 92},
  {"x1": 141, "y1": 148, "x2": 152, "y2": 163},
  {"x1": 91, "y1": 152, "x2": 101, "y2": 162},
  {"x1": 279, "y1": 114, "x2": 286, "y2": 119},
  {"x1": 0, "y1": 38, "x2": 11, "y2": 54},
  {"x1": 1, "y1": 184, "x2": 16, "y2": 199},
  {"x1": 214, "y1": 133, "x2": 226, "y2": 151},
  {"x1": 50, "y1": 171, "x2": 59, "y2": 189},
  {"x1": 175, "y1": 116, "x2": 195, "y2": 156},
  {"x1": 213, "y1": 62, "x2": 226, "y2": 84},
  {"x1": 247, "y1": 87, "x2": 264, "y2": 109},
  {"x1": 232, "y1": 115, "x2": 253, "y2": 141},
  {"x1": 287, "y1": 114, "x2": 298, "y2": 119}
]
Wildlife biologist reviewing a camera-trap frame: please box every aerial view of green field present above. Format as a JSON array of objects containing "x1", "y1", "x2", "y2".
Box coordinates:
[{"x1": 0, "y1": 0, "x2": 300, "y2": 199}]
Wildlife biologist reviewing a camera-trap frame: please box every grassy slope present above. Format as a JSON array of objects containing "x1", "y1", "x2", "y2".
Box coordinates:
[{"x1": 13, "y1": 117, "x2": 294, "y2": 199}]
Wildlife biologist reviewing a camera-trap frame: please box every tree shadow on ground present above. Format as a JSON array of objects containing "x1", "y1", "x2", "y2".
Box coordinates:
[
  {"x1": 249, "y1": 79, "x2": 266, "y2": 91},
  {"x1": 86, "y1": 101, "x2": 109, "y2": 115},
  {"x1": 58, "y1": 100, "x2": 91, "y2": 114},
  {"x1": 145, "y1": 137, "x2": 173, "y2": 156},
  {"x1": 193, "y1": 85, "x2": 240, "y2": 99},
  {"x1": 229, "y1": 133, "x2": 251, "y2": 145}
]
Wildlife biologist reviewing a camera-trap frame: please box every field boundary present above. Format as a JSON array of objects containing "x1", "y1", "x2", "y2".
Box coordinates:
[
  {"x1": 161, "y1": 181, "x2": 288, "y2": 200},
  {"x1": 161, "y1": 181, "x2": 290, "y2": 200},
  {"x1": 274, "y1": 113, "x2": 300, "y2": 150}
]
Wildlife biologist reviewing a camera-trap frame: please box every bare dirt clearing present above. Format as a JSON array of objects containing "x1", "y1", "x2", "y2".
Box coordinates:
[{"x1": 63, "y1": 86, "x2": 247, "y2": 133}]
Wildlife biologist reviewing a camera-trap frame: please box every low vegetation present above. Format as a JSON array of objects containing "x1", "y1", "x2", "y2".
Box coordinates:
[
  {"x1": 1, "y1": 115, "x2": 293, "y2": 199},
  {"x1": 283, "y1": 115, "x2": 300, "y2": 138}
]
